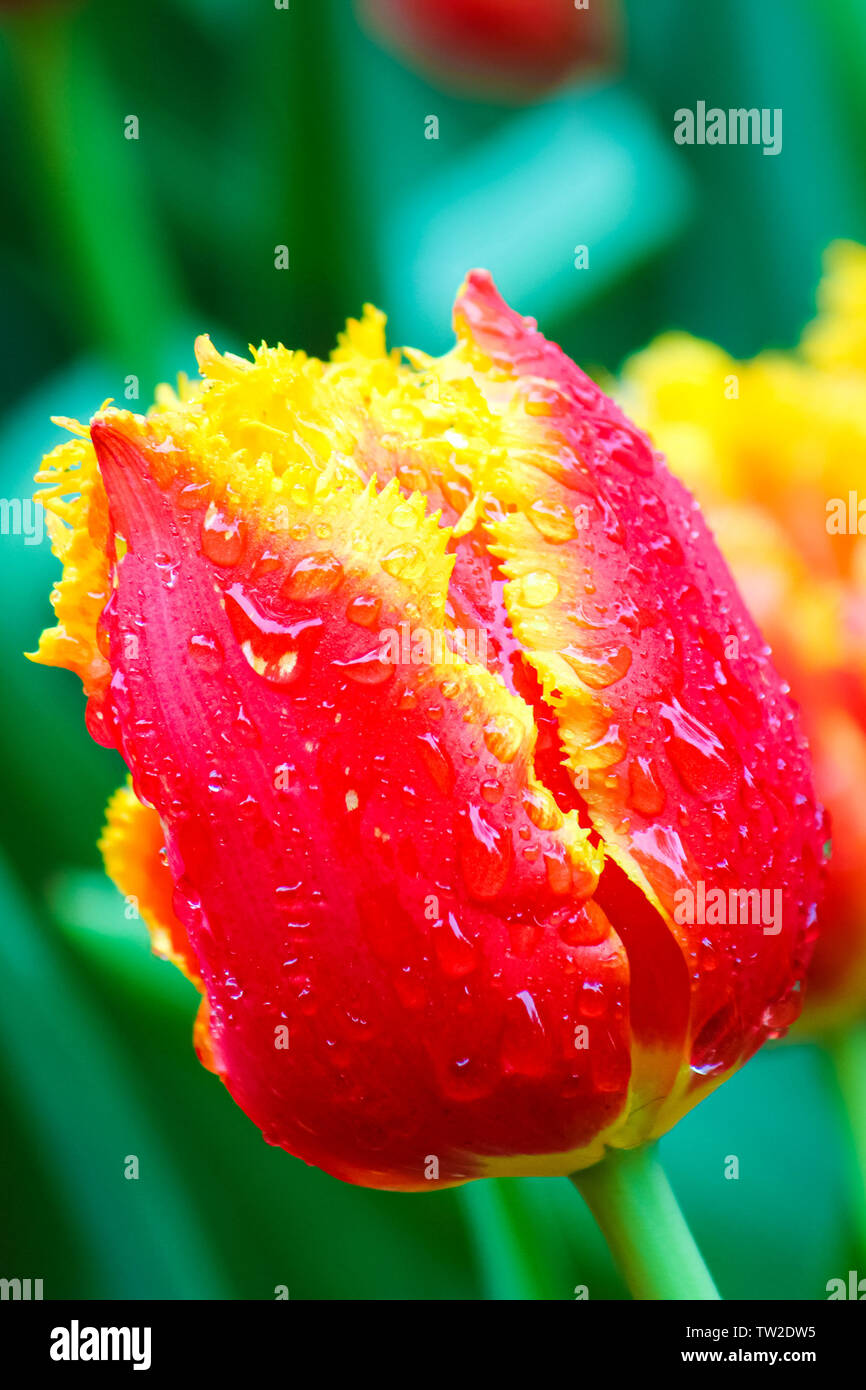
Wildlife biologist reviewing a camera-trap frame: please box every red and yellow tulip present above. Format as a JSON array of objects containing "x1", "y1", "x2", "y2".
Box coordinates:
[
  {"x1": 621, "y1": 241, "x2": 866, "y2": 1033},
  {"x1": 32, "y1": 272, "x2": 825, "y2": 1190}
]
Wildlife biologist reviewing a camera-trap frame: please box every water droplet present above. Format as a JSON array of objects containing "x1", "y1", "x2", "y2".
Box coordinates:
[
  {"x1": 416, "y1": 731, "x2": 455, "y2": 795},
  {"x1": 201, "y1": 503, "x2": 246, "y2": 566},
  {"x1": 527, "y1": 498, "x2": 575, "y2": 543},
  {"x1": 431, "y1": 912, "x2": 479, "y2": 977},
  {"x1": 523, "y1": 786, "x2": 562, "y2": 830},
  {"x1": 543, "y1": 846, "x2": 572, "y2": 896},
  {"x1": 251, "y1": 550, "x2": 282, "y2": 579},
  {"x1": 690, "y1": 1001, "x2": 741, "y2": 1076},
  {"x1": 85, "y1": 691, "x2": 118, "y2": 749},
  {"x1": 563, "y1": 641, "x2": 632, "y2": 690},
  {"x1": 516, "y1": 570, "x2": 559, "y2": 608},
  {"x1": 578, "y1": 980, "x2": 607, "y2": 1017},
  {"x1": 171, "y1": 877, "x2": 206, "y2": 936},
  {"x1": 698, "y1": 937, "x2": 718, "y2": 972},
  {"x1": 177, "y1": 480, "x2": 211, "y2": 510},
  {"x1": 225, "y1": 582, "x2": 321, "y2": 686},
  {"x1": 592, "y1": 417, "x2": 655, "y2": 476},
  {"x1": 480, "y1": 778, "x2": 503, "y2": 805},
  {"x1": 389, "y1": 501, "x2": 417, "y2": 529},
  {"x1": 483, "y1": 713, "x2": 524, "y2": 763},
  {"x1": 458, "y1": 805, "x2": 512, "y2": 900},
  {"x1": 598, "y1": 493, "x2": 625, "y2": 545},
  {"x1": 346, "y1": 594, "x2": 382, "y2": 628},
  {"x1": 501, "y1": 990, "x2": 550, "y2": 1077},
  {"x1": 397, "y1": 462, "x2": 429, "y2": 493},
  {"x1": 154, "y1": 552, "x2": 180, "y2": 589},
  {"x1": 556, "y1": 901, "x2": 609, "y2": 946},
  {"x1": 436, "y1": 1052, "x2": 495, "y2": 1101},
  {"x1": 188, "y1": 632, "x2": 224, "y2": 674},
  {"x1": 661, "y1": 698, "x2": 740, "y2": 800},
  {"x1": 381, "y1": 544, "x2": 420, "y2": 580},
  {"x1": 649, "y1": 532, "x2": 684, "y2": 565},
  {"x1": 332, "y1": 648, "x2": 394, "y2": 685},
  {"x1": 283, "y1": 552, "x2": 344, "y2": 599},
  {"x1": 234, "y1": 703, "x2": 260, "y2": 745},
  {"x1": 627, "y1": 756, "x2": 666, "y2": 816},
  {"x1": 761, "y1": 990, "x2": 801, "y2": 1036}
]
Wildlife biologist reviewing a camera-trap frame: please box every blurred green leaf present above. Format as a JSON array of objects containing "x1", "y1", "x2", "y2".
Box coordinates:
[
  {"x1": 0, "y1": 849, "x2": 228, "y2": 1297},
  {"x1": 380, "y1": 82, "x2": 692, "y2": 351}
]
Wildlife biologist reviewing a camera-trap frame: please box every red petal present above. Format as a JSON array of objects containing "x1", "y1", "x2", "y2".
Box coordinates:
[
  {"x1": 452, "y1": 271, "x2": 826, "y2": 1117},
  {"x1": 90, "y1": 415, "x2": 631, "y2": 1187}
]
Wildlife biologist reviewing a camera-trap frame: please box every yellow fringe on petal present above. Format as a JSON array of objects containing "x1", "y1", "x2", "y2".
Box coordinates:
[
  {"x1": 99, "y1": 782, "x2": 202, "y2": 988},
  {"x1": 28, "y1": 432, "x2": 111, "y2": 696}
]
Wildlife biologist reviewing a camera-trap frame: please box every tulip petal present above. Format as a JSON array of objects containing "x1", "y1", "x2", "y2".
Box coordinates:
[
  {"x1": 448, "y1": 270, "x2": 826, "y2": 1126},
  {"x1": 621, "y1": 294, "x2": 866, "y2": 1032},
  {"x1": 77, "y1": 411, "x2": 634, "y2": 1186}
]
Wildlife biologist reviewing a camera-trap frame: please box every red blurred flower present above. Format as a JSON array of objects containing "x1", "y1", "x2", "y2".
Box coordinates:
[
  {"x1": 33, "y1": 273, "x2": 825, "y2": 1189},
  {"x1": 358, "y1": 0, "x2": 617, "y2": 98}
]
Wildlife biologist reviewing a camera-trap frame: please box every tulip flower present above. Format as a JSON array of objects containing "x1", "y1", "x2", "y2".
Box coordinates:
[
  {"x1": 32, "y1": 271, "x2": 825, "y2": 1298},
  {"x1": 358, "y1": 0, "x2": 617, "y2": 98}
]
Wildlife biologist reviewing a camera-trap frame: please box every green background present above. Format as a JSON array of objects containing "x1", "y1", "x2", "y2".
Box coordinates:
[{"x1": 0, "y1": 0, "x2": 864, "y2": 1299}]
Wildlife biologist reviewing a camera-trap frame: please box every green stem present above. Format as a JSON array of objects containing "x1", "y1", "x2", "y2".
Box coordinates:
[
  {"x1": 571, "y1": 1144, "x2": 720, "y2": 1300},
  {"x1": 827, "y1": 1020, "x2": 866, "y2": 1259}
]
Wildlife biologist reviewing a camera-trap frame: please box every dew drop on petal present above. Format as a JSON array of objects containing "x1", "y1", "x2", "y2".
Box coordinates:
[
  {"x1": 578, "y1": 979, "x2": 607, "y2": 1018},
  {"x1": 188, "y1": 632, "x2": 224, "y2": 673},
  {"x1": 522, "y1": 786, "x2": 562, "y2": 830},
  {"x1": 483, "y1": 713, "x2": 524, "y2": 763},
  {"x1": 690, "y1": 1001, "x2": 741, "y2": 1076},
  {"x1": 516, "y1": 570, "x2": 559, "y2": 608},
  {"x1": 480, "y1": 778, "x2": 503, "y2": 805},
  {"x1": 85, "y1": 692, "x2": 119, "y2": 749},
  {"x1": 225, "y1": 583, "x2": 321, "y2": 687},
  {"x1": 332, "y1": 648, "x2": 394, "y2": 685},
  {"x1": 500, "y1": 990, "x2": 550, "y2": 1077},
  {"x1": 761, "y1": 989, "x2": 802, "y2": 1037},
  {"x1": 346, "y1": 594, "x2": 382, "y2": 627},
  {"x1": 431, "y1": 912, "x2": 479, "y2": 978},
  {"x1": 416, "y1": 731, "x2": 455, "y2": 795},
  {"x1": 661, "y1": 698, "x2": 741, "y2": 800},
  {"x1": 527, "y1": 498, "x2": 576, "y2": 543},
  {"x1": 556, "y1": 901, "x2": 609, "y2": 946},
  {"x1": 201, "y1": 504, "x2": 246, "y2": 566},
  {"x1": 627, "y1": 755, "x2": 666, "y2": 817},
  {"x1": 436, "y1": 1052, "x2": 496, "y2": 1101},
  {"x1": 563, "y1": 642, "x2": 632, "y2": 690},
  {"x1": 282, "y1": 552, "x2": 343, "y2": 599},
  {"x1": 543, "y1": 846, "x2": 572, "y2": 896},
  {"x1": 177, "y1": 480, "x2": 212, "y2": 510},
  {"x1": 458, "y1": 805, "x2": 513, "y2": 900},
  {"x1": 381, "y1": 544, "x2": 420, "y2": 579}
]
